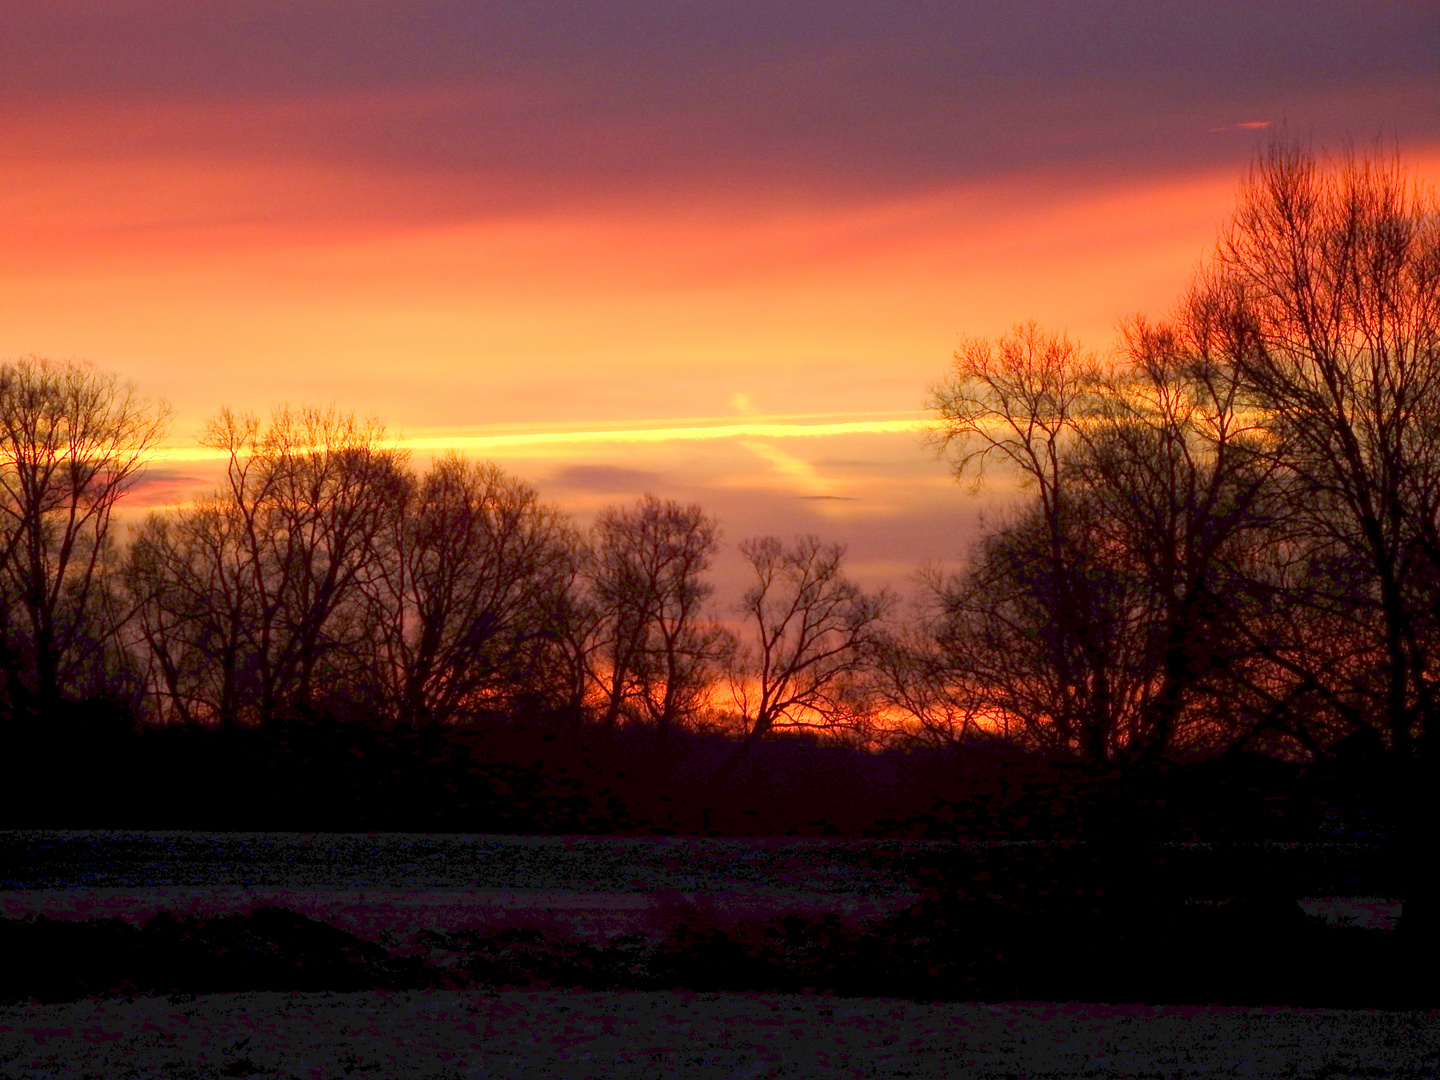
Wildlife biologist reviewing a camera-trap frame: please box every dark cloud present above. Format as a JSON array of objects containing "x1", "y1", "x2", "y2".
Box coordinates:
[
  {"x1": 122, "y1": 467, "x2": 215, "y2": 508},
  {"x1": 133, "y1": 468, "x2": 205, "y2": 485},
  {"x1": 6, "y1": 2, "x2": 1434, "y2": 98},
  {"x1": 548, "y1": 464, "x2": 667, "y2": 493},
  {"x1": 3, "y1": 2, "x2": 1435, "y2": 217}
]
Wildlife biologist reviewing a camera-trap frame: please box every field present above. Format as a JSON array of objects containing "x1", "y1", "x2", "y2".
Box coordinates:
[
  {"x1": 4, "y1": 989, "x2": 1439, "y2": 1078},
  {"x1": 0, "y1": 833, "x2": 1432, "y2": 1077}
]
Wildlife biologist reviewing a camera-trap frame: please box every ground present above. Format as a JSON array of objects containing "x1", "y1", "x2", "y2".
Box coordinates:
[{"x1": 4, "y1": 989, "x2": 1439, "y2": 1079}]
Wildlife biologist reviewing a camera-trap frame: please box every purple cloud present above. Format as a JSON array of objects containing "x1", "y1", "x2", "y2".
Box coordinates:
[
  {"x1": 547, "y1": 464, "x2": 669, "y2": 493},
  {"x1": 3, "y1": 1, "x2": 1434, "y2": 221}
]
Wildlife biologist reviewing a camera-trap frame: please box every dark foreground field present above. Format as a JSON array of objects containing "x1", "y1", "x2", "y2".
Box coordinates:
[
  {"x1": 3, "y1": 837, "x2": 1433, "y2": 1076},
  {"x1": 1, "y1": 837, "x2": 1430, "y2": 1009},
  {"x1": 6, "y1": 990, "x2": 1439, "y2": 1079},
  {"x1": 0, "y1": 890, "x2": 1425, "y2": 1011},
  {"x1": 2, "y1": 895, "x2": 1437, "y2": 1078}
]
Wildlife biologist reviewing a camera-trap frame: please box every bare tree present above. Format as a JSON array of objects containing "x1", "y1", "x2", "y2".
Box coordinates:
[
  {"x1": 711, "y1": 535, "x2": 891, "y2": 793},
  {"x1": 926, "y1": 313, "x2": 1322, "y2": 767},
  {"x1": 1207, "y1": 142, "x2": 1440, "y2": 757},
  {"x1": 0, "y1": 356, "x2": 169, "y2": 713},
  {"x1": 364, "y1": 454, "x2": 578, "y2": 727},
  {"x1": 579, "y1": 495, "x2": 729, "y2": 740},
  {"x1": 1191, "y1": 140, "x2": 1440, "y2": 939},
  {"x1": 1067, "y1": 320, "x2": 1291, "y2": 762},
  {"x1": 926, "y1": 325, "x2": 1137, "y2": 763},
  {"x1": 129, "y1": 405, "x2": 408, "y2": 725},
  {"x1": 126, "y1": 502, "x2": 258, "y2": 726},
  {"x1": 922, "y1": 494, "x2": 1156, "y2": 763},
  {"x1": 868, "y1": 616, "x2": 996, "y2": 753}
]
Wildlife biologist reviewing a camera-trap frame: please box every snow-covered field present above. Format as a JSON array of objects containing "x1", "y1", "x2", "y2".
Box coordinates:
[
  {"x1": 3, "y1": 988, "x2": 1438, "y2": 1079},
  {"x1": 0, "y1": 885, "x2": 1401, "y2": 975},
  {"x1": 3, "y1": 834, "x2": 1421, "y2": 1076},
  {"x1": 0, "y1": 832, "x2": 944, "y2": 893},
  {"x1": 0, "y1": 831, "x2": 1404, "y2": 951},
  {"x1": 0, "y1": 885, "x2": 925, "y2": 961}
]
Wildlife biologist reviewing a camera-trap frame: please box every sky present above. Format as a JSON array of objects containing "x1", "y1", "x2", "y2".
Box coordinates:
[{"x1": 2, "y1": 0, "x2": 1438, "y2": 601}]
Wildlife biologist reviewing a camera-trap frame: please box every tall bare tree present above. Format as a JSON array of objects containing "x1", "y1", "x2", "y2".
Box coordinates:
[
  {"x1": 1067, "y1": 320, "x2": 1290, "y2": 762},
  {"x1": 1192, "y1": 140, "x2": 1440, "y2": 939},
  {"x1": 128, "y1": 405, "x2": 408, "y2": 725},
  {"x1": 1208, "y1": 142, "x2": 1440, "y2": 755},
  {"x1": 712, "y1": 535, "x2": 890, "y2": 793},
  {"x1": 579, "y1": 495, "x2": 728, "y2": 740},
  {"x1": 363, "y1": 454, "x2": 578, "y2": 727},
  {"x1": 0, "y1": 356, "x2": 169, "y2": 713},
  {"x1": 126, "y1": 502, "x2": 258, "y2": 726},
  {"x1": 926, "y1": 324, "x2": 1137, "y2": 762},
  {"x1": 926, "y1": 313, "x2": 1322, "y2": 766}
]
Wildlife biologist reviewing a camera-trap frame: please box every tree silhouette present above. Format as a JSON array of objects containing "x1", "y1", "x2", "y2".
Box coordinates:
[
  {"x1": 1191, "y1": 140, "x2": 1440, "y2": 943},
  {"x1": 127, "y1": 406, "x2": 407, "y2": 725},
  {"x1": 363, "y1": 454, "x2": 577, "y2": 727},
  {"x1": 711, "y1": 535, "x2": 890, "y2": 795},
  {"x1": 924, "y1": 139, "x2": 1440, "y2": 935},
  {"x1": 0, "y1": 356, "x2": 169, "y2": 716},
  {"x1": 578, "y1": 495, "x2": 728, "y2": 741},
  {"x1": 1065, "y1": 321, "x2": 1288, "y2": 762},
  {"x1": 926, "y1": 325, "x2": 1125, "y2": 762}
]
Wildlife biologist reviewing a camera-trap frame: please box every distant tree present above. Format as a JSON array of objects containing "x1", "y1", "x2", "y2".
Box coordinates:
[
  {"x1": 579, "y1": 495, "x2": 729, "y2": 743},
  {"x1": 868, "y1": 618, "x2": 997, "y2": 753},
  {"x1": 126, "y1": 501, "x2": 255, "y2": 726},
  {"x1": 711, "y1": 535, "x2": 891, "y2": 794},
  {"x1": 362, "y1": 454, "x2": 578, "y2": 727},
  {"x1": 921, "y1": 493, "x2": 1150, "y2": 763},
  {"x1": 127, "y1": 406, "x2": 407, "y2": 725},
  {"x1": 0, "y1": 356, "x2": 169, "y2": 715}
]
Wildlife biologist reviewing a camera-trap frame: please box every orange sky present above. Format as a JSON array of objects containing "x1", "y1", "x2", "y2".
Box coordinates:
[{"x1": 2, "y1": 1, "x2": 1437, "y2": 600}]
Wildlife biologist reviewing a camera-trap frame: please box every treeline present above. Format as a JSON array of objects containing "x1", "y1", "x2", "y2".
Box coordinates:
[
  {"x1": 2, "y1": 396, "x2": 897, "y2": 769},
  {"x1": 1, "y1": 142, "x2": 1436, "y2": 847}
]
